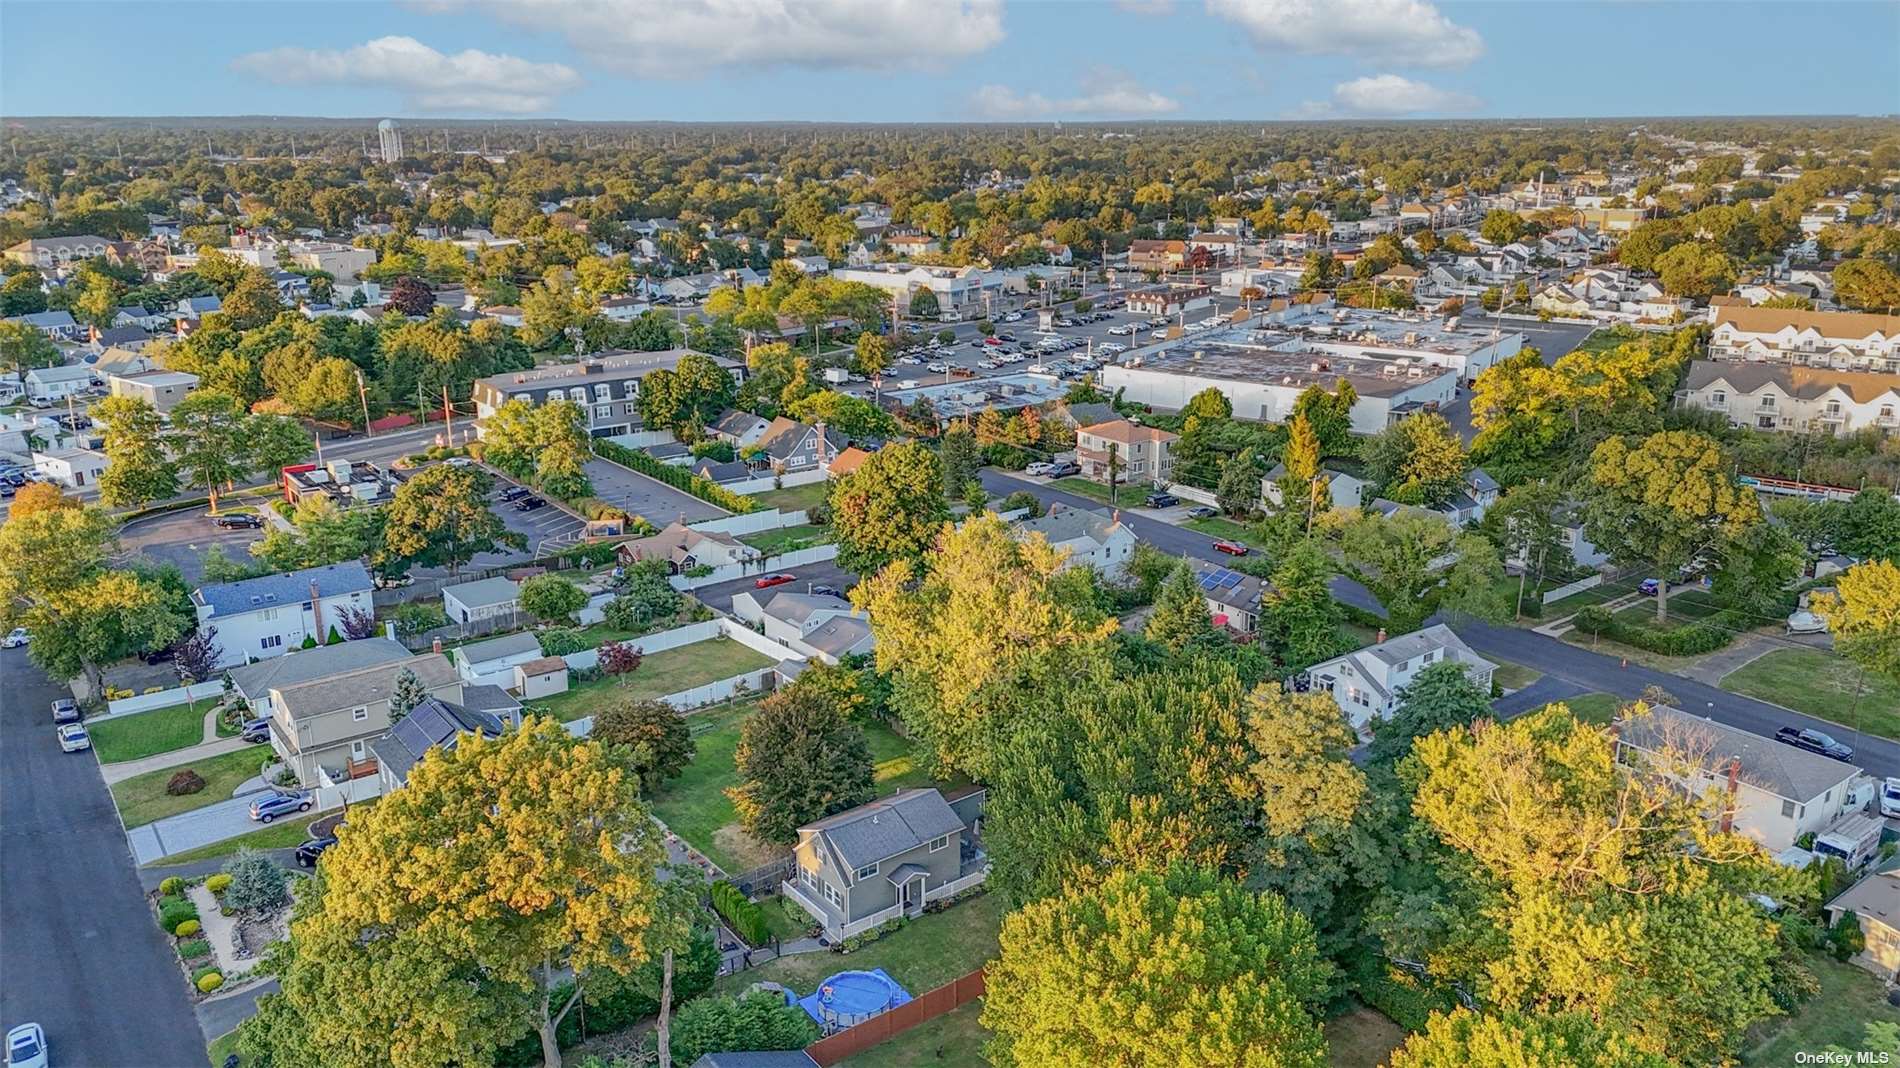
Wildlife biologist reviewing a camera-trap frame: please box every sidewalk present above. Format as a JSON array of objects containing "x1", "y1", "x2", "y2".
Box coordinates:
[{"x1": 100, "y1": 736, "x2": 256, "y2": 785}]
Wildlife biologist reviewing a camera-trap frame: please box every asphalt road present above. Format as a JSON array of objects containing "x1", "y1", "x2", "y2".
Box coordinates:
[{"x1": 0, "y1": 649, "x2": 207, "y2": 1067}]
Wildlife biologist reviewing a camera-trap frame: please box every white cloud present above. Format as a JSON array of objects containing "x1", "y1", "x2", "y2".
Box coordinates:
[
  {"x1": 232, "y1": 36, "x2": 580, "y2": 113},
  {"x1": 1293, "y1": 74, "x2": 1482, "y2": 118},
  {"x1": 429, "y1": 0, "x2": 1006, "y2": 79},
  {"x1": 970, "y1": 70, "x2": 1181, "y2": 119},
  {"x1": 1207, "y1": 0, "x2": 1484, "y2": 67}
]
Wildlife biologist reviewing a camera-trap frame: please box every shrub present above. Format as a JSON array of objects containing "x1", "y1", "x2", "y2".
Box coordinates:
[
  {"x1": 159, "y1": 901, "x2": 197, "y2": 929},
  {"x1": 159, "y1": 876, "x2": 185, "y2": 896},
  {"x1": 165, "y1": 770, "x2": 207, "y2": 796},
  {"x1": 535, "y1": 627, "x2": 587, "y2": 657},
  {"x1": 999, "y1": 490, "x2": 1043, "y2": 518},
  {"x1": 176, "y1": 939, "x2": 210, "y2": 960},
  {"x1": 835, "y1": 916, "x2": 908, "y2": 953},
  {"x1": 173, "y1": 918, "x2": 202, "y2": 938},
  {"x1": 221, "y1": 850, "x2": 290, "y2": 913},
  {"x1": 710, "y1": 881, "x2": 769, "y2": 947},
  {"x1": 196, "y1": 971, "x2": 225, "y2": 994},
  {"x1": 206, "y1": 873, "x2": 233, "y2": 894},
  {"x1": 1569, "y1": 605, "x2": 1736, "y2": 656},
  {"x1": 593, "y1": 438, "x2": 757, "y2": 513}
]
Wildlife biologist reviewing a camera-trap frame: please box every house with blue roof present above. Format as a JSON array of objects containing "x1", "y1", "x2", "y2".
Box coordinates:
[{"x1": 191, "y1": 561, "x2": 375, "y2": 668}]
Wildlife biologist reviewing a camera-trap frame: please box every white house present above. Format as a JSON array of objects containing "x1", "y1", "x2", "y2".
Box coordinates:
[
  {"x1": 1708, "y1": 306, "x2": 1900, "y2": 373},
  {"x1": 452, "y1": 632, "x2": 548, "y2": 689},
  {"x1": 31, "y1": 447, "x2": 108, "y2": 489},
  {"x1": 730, "y1": 590, "x2": 873, "y2": 665},
  {"x1": 1305, "y1": 624, "x2": 1496, "y2": 737},
  {"x1": 24, "y1": 364, "x2": 97, "y2": 404},
  {"x1": 1009, "y1": 504, "x2": 1138, "y2": 580},
  {"x1": 6, "y1": 310, "x2": 83, "y2": 341},
  {"x1": 191, "y1": 562, "x2": 376, "y2": 669},
  {"x1": 1615, "y1": 705, "x2": 1866, "y2": 854},
  {"x1": 1263, "y1": 462, "x2": 1366, "y2": 512},
  {"x1": 440, "y1": 576, "x2": 522, "y2": 627}
]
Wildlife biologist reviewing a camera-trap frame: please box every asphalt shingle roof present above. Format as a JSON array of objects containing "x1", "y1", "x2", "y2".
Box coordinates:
[
  {"x1": 802, "y1": 788, "x2": 964, "y2": 870},
  {"x1": 441, "y1": 576, "x2": 521, "y2": 611},
  {"x1": 1616, "y1": 704, "x2": 1859, "y2": 803},
  {"x1": 227, "y1": 638, "x2": 412, "y2": 700},
  {"x1": 370, "y1": 695, "x2": 506, "y2": 784},
  {"x1": 273, "y1": 654, "x2": 458, "y2": 718},
  {"x1": 455, "y1": 631, "x2": 544, "y2": 666},
  {"x1": 193, "y1": 562, "x2": 373, "y2": 619}
]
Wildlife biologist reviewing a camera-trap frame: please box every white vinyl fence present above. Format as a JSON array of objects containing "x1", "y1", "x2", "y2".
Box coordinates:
[
  {"x1": 102, "y1": 680, "x2": 227, "y2": 718},
  {"x1": 668, "y1": 544, "x2": 840, "y2": 590},
  {"x1": 1542, "y1": 573, "x2": 1605, "y2": 605},
  {"x1": 725, "y1": 467, "x2": 828, "y2": 496},
  {"x1": 560, "y1": 617, "x2": 805, "y2": 675},
  {"x1": 563, "y1": 666, "x2": 779, "y2": 738},
  {"x1": 686, "y1": 508, "x2": 811, "y2": 538}
]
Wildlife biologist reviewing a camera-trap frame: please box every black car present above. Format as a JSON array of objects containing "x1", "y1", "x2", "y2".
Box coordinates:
[
  {"x1": 514, "y1": 496, "x2": 548, "y2": 512},
  {"x1": 295, "y1": 835, "x2": 338, "y2": 868},
  {"x1": 812, "y1": 585, "x2": 842, "y2": 597},
  {"x1": 1774, "y1": 726, "x2": 1855, "y2": 762},
  {"x1": 141, "y1": 644, "x2": 176, "y2": 665},
  {"x1": 1144, "y1": 492, "x2": 1179, "y2": 509},
  {"x1": 212, "y1": 513, "x2": 263, "y2": 529},
  {"x1": 499, "y1": 485, "x2": 532, "y2": 502}
]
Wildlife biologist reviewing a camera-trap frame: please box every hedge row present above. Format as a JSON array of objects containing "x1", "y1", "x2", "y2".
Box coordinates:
[
  {"x1": 593, "y1": 439, "x2": 758, "y2": 514},
  {"x1": 711, "y1": 880, "x2": 769, "y2": 947},
  {"x1": 1569, "y1": 605, "x2": 1738, "y2": 657}
]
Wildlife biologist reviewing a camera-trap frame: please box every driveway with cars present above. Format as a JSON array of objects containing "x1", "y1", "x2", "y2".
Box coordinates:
[
  {"x1": 584, "y1": 456, "x2": 727, "y2": 525},
  {"x1": 125, "y1": 789, "x2": 283, "y2": 866},
  {"x1": 691, "y1": 558, "x2": 857, "y2": 614},
  {"x1": 0, "y1": 648, "x2": 209, "y2": 1066}
]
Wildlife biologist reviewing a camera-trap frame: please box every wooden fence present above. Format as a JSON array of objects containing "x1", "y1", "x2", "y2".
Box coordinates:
[{"x1": 803, "y1": 969, "x2": 986, "y2": 1066}]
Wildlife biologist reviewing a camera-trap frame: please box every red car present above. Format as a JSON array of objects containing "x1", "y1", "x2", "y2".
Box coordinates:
[
  {"x1": 1212, "y1": 540, "x2": 1249, "y2": 556},
  {"x1": 754, "y1": 573, "x2": 796, "y2": 589},
  {"x1": 983, "y1": 336, "x2": 1002, "y2": 346}
]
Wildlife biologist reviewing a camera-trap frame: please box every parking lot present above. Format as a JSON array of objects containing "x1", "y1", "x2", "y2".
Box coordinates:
[
  {"x1": 584, "y1": 456, "x2": 727, "y2": 526},
  {"x1": 483, "y1": 475, "x2": 587, "y2": 564},
  {"x1": 118, "y1": 508, "x2": 267, "y2": 584}
]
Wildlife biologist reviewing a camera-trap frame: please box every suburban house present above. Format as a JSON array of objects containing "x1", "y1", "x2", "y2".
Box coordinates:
[
  {"x1": 86, "y1": 325, "x2": 156, "y2": 353},
  {"x1": 263, "y1": 651, "x2": 463, "y2": 787},
  {"x1": 1305, "y1": 624, "x2": 1496, "y2": 737},
  {"x1": 192, "y1": 562, "x2": 376, "y2": 668},
  {"x1": 1125, "y1": 284, "x2": 1215, "y2": 318},
  {"x1": 782, "y1": 788, "x2": 987, "y2": 941},
  {"x1": 30, "y1": 447, "x2": 108, "y2": 488},
  {"x1": 616, "y1": 521, "x2": 758, "y2": 573},
  {"x1": 226, "y1": 638, "x2": 414, "y2": 711},
  {"x1": 1676, "y1": 361, "x2": 1900, "y2": 436},
  {"x1": 452, "y1": 632, "x2": 547, "y2": 689},
  {"x1": 107, "y1": 369, "x2": 199, "y2": 415},
  {"x1": 823, "y1": 445, "x2": 871, "y2": 479},
  {"x1": 750, "y1": 417, "x2": 847, "y2": 473},
  {"x1": 471, "y1": 349, "x2": 745, "y2": 440},
  {"x1": 5, "y1": 234, "x2": 113, "y2": 268},
  {"x1": 1127, "y1": 239, "x2": 1188, "y2": 271},
  {"x1": 1825, "y1": 871, "x2": 1900, "y2": 981},
  {"x1": 1191, "y1": 560, "x2": 1269, "y2": 634},
  {"x1": 1707, "y1": 307, "x2": 1900, "y2": 373},
  {"x1": 369, "y1": 692, "x2": 519, "y2": 792},
  {"x1": 1262, "y1": 462, "x2": 1367, "y2": 511},
  {"x1": 711, "y1": 409, "x2": 772, "y2": 448},
  {"x1": 24, "y1": 364, "x2": 97, "y2": 403},
  {"x1": 1613, "y1": 705, "x2": 1866, "y2": 854},
  {"x1": 441, "y1": 576, "x2": 522, "y2": 627},
  {"x1": 730, "y1": 589, "x2": 873, "y2": 665},
  {"x1": 884, "y1": 233, "x2": 939, "y2": 258},
  {"x1": 1075, "y1": 418, "x2": 1177, "y2": 487},
  {"x1": 1009, "y1": 504, "x2": 1138, "y2": 580}
]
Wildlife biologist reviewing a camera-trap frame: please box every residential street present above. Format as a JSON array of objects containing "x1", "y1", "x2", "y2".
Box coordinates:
[{"x1": 0, "y1": 648, "x2": 207, "y2": 1067}]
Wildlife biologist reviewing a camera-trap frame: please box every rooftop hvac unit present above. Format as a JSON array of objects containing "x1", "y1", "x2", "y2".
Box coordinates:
[
  {"x1": 1445, "y1": 316, "x2": 1462, "y2": 330},
  {"x1": 1381, "y1": 364, "x2": 1399, "y2": 377},
  {"x1": 305, "y1": 468, "x2": 332, "y2": 484},
  {"x1": 1403, "y1": 332, "x2": 1419, "y2": 345},
  {"x1": 327, "y1": 460, "x2": 354, "y2": 480},
  {"x1": 1407, "y1": 367, "x2": 1422, "y2": 378}
]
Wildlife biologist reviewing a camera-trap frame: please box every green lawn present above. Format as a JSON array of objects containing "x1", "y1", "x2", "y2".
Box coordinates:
[
  {"x1": 1549, "y1": 693, "x2": 1623, "y2": 726},
  {"x1": 1744, "y1": 953, "x2": 1900, "y2": 1065},
  {"x1": 749, "y1": 481, "x2": 831, "y2": 513},
  {"x1": 1049, "y1": 476, "x2": 1140, "y2": 507},
  {"x1": 1491, "y1": 662, "x2": 1543, "y2": 691},
  {"x1": 146, "y1": 816, "x2": 314, "y2": 866},
  {"x1": 206, "y1": 1030, "x2": 240, "y2": 1068},
  {"x1": 527, "y1": 640, "x2": 778, "y2": 723},
  {"x1": 88, "y1": 702, "x2": 209, "y2": 764},
  {"x1": 738, "y1": 523, "x2": 832, "y2": 555},
  {"x1": 837, "y1": 1000, "x2": 989, "y2": 1067},
  {"x1": 110, "y1": 746, "x2": 272, "y2": 829},
  {"x1": 1612, "y1": 588, "x2": 1721, "y2": 627},
  {"x1": 715, "y1": 890, "x2": 1005, "y2": 999},
  {"x1": 647, "y1": 703, "x2": 936, "y2": 873},
  {"x1": 759, "y1": 894, "x2": 815, "y2": 942},
  {"x1": 1182, "y1": 515, "x2": 1260, "y2": 547},
  {"x1": 1723, "y1": 647, "x2": 1900, "y2": 741},
  {"x1": 1325, "y1": 1005, "x2": 1407, "y2": 1068}
]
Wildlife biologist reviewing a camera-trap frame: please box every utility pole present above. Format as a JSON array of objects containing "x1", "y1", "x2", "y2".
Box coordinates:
[
  {"x1": 357, "y1": 370, "x2": 374, "y2": 437},
  {"x1": 443, "y1": 384, "x2": 454, "y2": 445}
]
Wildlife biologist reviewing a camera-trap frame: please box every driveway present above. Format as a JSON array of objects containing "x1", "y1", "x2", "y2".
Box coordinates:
[
  {"x1": 585, "y1": 456, "x2": 727, "y2": 525},
  {"x1": 127, "y1": 789, "x2": 280, "y2": 866},
  {"x1": 693, "y1": 560, "x2": 858, "y2": 615},
  {"x1": 0, "y1": 648, "x2": 208, "y2": 1067}
]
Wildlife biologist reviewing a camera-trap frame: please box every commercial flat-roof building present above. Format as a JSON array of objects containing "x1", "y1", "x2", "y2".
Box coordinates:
[
  {"x1": 107, "y1": 369, "x2": 199, "y2": 415},
  {"x1": 1254, "y1": 304, "x2": 1524, "y2": 382},
  {"x1": 471, "y1": 349, "x2": 744, "y2": 439},
  {"x1": 1101, "y1": 342, "x2": 1458, "y2": 435}
]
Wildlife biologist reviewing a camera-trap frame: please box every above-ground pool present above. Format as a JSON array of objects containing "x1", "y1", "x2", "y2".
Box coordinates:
[{"x1": 797, "y1": 968, "x2": 914, "y2": 1031}]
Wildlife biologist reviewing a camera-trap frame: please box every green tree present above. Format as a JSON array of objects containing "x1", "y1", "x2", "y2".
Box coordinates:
[
  {"x1": 908, "y1": 288, "x2": 941, "y2": 319},
  {"x1": 1833, "y1": 258, "x2": 1900, "y2": 312},
  {"x1": 248, "y1": 412, "x2": 314, "y2": 478},
  {"x1": 221, "y1": 268, "x2": 285, "y2": 330},
  {"x1": 166, "y1": 389, "x2": 252, "y2": 513},
  {"x1": 938, "y1": 426, "x2": 981, "y2": 500},
  {"x1": 1336, "y1": 511, "x2": 1508, "y2": 633},
  {"x1": 388, "y1": 668, "x2": 427, "y2": 723},
  {"x1": 381, "y1": 464, "x2": 519, "y2": 575},
  {"x1": 828, "y1": 441, "x2": 948, "y2": 576},
  {"x1": 1368, "y1": 660, "x2": 1492, "y2": 765},
  {"x1": 1276, "y1": 411, "x2": 1331, "y2": 532},
  {"x1": 1710, "y1": 521, "x2": 1804, "y2": 619},
  {"x1": 726, "y1": 681, "x2": 875, "y2": 846},
  {"x1": 1215, "y1": 447, "x2": 1260, "y2": 517},
  {"x1": 1364, "y1": 413, "x2": 1466, "y2": 507},
  {"x1": 1146, "y1": 561, "x2": 1223, "y2": 654},
  {"x1": 668, "y1": 991, "x2": 820, "y2": 1067},
  {"x1": 1480, "y1": 209, "x2": 1527, "y2": 245},
  {"x1": 1581, "y1": 431, "x2": 1760, "y2": 622},
  {"x1": 1390, "y1": 1009, "x2": 1671, "y2": 1068},
  {"x1": 520, "y1": 574, "x2": 588, "y2": 625},
  {"x1": 1260, "y1": 539, "x2": 1349, "y2": 672},
  {"x1": 1290, "y1": 379, "x2": 1357, "y2": 457},
  {"x1": 852, "y1": 332, "x2": 891, "y2": 377},
  {"x1": 1181, "y1": 386, "x2": 1233, "y2": 423},
  {"x1": 236, "y1": 720, "x2": 663, "y2": 1068},
  {"x1": 1653, "y1": 241, "x2": 1737, "y2": 301},
  {"x1": 982, "y1": 864, "x2": 1330, "y2": 1068},
  {"x1": 0, "y1": 270, "x2": 49, "y2": 316},
  {"x1": 590, "y1": 697, "x2": 695, "y2": 793},
  {"x1": 1814, "y1": 560, "x2": 1900, "y2": 682},
  {"x1": 91, "y1": 394, "x2": 178, "y2": 507},
  {"x1": 1479, "y1": 481, "x2": 1567, "y2": 619},
  {"x1": 0, "y1": 321, "x2": 61, "y2": 374}
]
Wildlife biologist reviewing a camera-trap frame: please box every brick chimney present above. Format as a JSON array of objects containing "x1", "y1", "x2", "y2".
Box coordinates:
[
  {"x1": 308, "y1": 579, "x2": 324, "y2": 641},
  {"x1": 1375, "y1": 628, "x2": 1387, "y2": 644},
  {"x1": 432, "y1": 637, "x2": 443, "y2": 654}
]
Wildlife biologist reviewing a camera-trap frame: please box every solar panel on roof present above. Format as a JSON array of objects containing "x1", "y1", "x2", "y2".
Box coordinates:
[
  {"x1": 1221, "y1": 572, "x2": 1243, "y2": 589},
  {"x1": 1198, "y1": 572, "x2": 1220, "y2": 590}
]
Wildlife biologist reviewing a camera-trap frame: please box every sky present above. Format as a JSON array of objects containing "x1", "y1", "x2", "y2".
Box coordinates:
[{"x1": 3, "y1": 0, "x2": 1896, "y2": 123}]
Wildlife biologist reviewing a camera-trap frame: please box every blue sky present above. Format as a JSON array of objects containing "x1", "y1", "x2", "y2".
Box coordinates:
[{"x1": 3, "y1": 1, "x2": 1895, "y2": 122}]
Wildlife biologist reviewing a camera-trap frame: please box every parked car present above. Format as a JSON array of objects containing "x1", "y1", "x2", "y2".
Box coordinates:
[
  {"x1": 56, "y1": 723, "x2": 90, "y2": 753},
  {"x1": 241, "y1": 717, "x2": 273, "y2": 743},
  {"x1": 1144, "y1": 492, "x2": 1179, "y2": 509},
  {"x1": 1024, "y1": 462, "x2": 1054, "y2": 476},
  {"x1": 1185, "y1": 505, "x2": 1218, "y2": 519},
  {"x1": 1638, "y1": 578, "x2": 1662, "y2": 596},
  {"x1": 50, "y1": 698, "x2": 77, "y2": 724},
  {"x1": 1774, "y1": 726, "x2": 1854, "y2": 762},
  {"x1": 1212, "y1": 539, "x2": 1249, "y2": 556},
  {"x1": 1882, "y1": 776, "x2": 1900, "y2": 819},
  {"x1": 249, "y1": 790, "x2": 314, "y2": 823},
  {"x1": 5, "y1": 1023, "x2": 46, "y2": 1068},
  {"x1": 513, "y1": 496, "x2": 548, "y2": 512},
  {"x1": 296, "y1": 835, "x2": 339, "y2": 868},
  {"x1": 444, "y1": 457, "x2": 473, "y2": 468},
  {"x1": 499, "y1": 485, "x2": 531, "y2": 502},
  {"x1": 213, "y1": 513, "x2": 264, "y2": 529},
  {"x1": 141, "y1": 644, "x2": 176, "y2": 665},
  {"x1": 754, "y1": 573, "x2": 796, "y2": 589},
  {"x1": 812, "y1": 585, "x2": 842, "y2": 597},
  {"x1": 2, "y1": 627, "x2": 27, "y2": 649},
  {"x1": 0, "y1": 484, "x2": 14, "y2": 498},
  {"x1": 1045, "y1": 461, "x2": 1080, "y2": 478}
]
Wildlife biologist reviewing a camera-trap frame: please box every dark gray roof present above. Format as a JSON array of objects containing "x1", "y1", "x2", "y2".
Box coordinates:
[
  {"x1": 803, "y1": 788, "x2": 964, "y2": 869},
  {"x1": 1616, "y1": 704, "x2": 1859, "y2": 802},
  {"x1": 455, "y1": 631, "x2": 544, "y2": 665},
  {"x1": 10, "y1": 310, "x2": 76, "y2": 329},
  {"x1": 762, "y1": 591, "x2": 850, "y2": 626},
  {"x1": 692, "y1": 459, "x2": 752, "y2": 483},
  {"x1": 1191, "y1": 559, "x2": 1268, "y2": 615},
  {"x1": 116, "y1": 305, "x2": 153, "y2": 318},
  {"x1": 713, "y1": 409, "x2": 769, "y2": 436},
  {"x1": 92, "y1": 325, "x2": 152, "y2": 346},
  {"x1": 1465, "y1": 467, "x2": 1500, "y2": 494},
  {"x1": 370, "y1": 696, "x2": 506, "y2": 785},
  {"x1": 227, "y1": 638, "x2": 412, "y2": 699},
  {"x1": 274, "y1": 654, "x2": 458, "y2": 717},
  {"x1": 1063, "y1": 401, "x2": 1116, "y2": 426},
  {"x1": 458, "y1": 683, "x2": 521, "y2": 719},
  {"x1": 441, "y1": 576, "x2": 521, "y2": 610},
  {"x1": 690, "y1": 1054, "x2": 819, "y2": 1068},
  {"x1": 181, "y1": 295, "x2": 222, "y2": 314},
  {"x1": 1360, "y1": 623, "x2": 1481, "y2": 668},
  {"x1": 193, "y1": 562, "x2": 374, "y2": 619},
  {"x1": 646, "y1": 442, "x2": 691, "y2": 460},
  {"x1": 803, "y1": 616, "x2": 873, "y2": 658}
]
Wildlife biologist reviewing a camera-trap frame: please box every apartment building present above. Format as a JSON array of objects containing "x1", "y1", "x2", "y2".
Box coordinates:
[
  {"x1": 1676, "y1": 361, "x2": 1900, "y2": 435},
  {"x1": 1708, "y1": 307, "x2": 1900, "y2": 373},
  {"x1": 471, "y1": 349, "x2": 744, "y2": 439},
  {"x1": 1075, "y1": 417, "x2": 1177, "y2": 487}
]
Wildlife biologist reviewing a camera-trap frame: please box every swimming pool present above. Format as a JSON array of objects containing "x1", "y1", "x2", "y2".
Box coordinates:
[{"x1": 797, "y1": 968, "x2": 914, "y2": 1031}]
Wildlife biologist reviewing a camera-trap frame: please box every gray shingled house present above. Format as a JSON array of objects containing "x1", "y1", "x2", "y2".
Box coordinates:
[{"x1": 782, "y1": 788, "x2": 987, "y2": 941}]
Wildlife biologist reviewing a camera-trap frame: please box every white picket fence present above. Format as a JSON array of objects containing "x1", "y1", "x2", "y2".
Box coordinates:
[
  {"x1": 1543, "y1": 573, "x2": 1605, "y2": 605},
  {"x1": 101, "y1": 680, "x2": 227, "y2": 718},
  {"x1": 668, "y1": 544, "x2": 840, "y2": 590}
]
